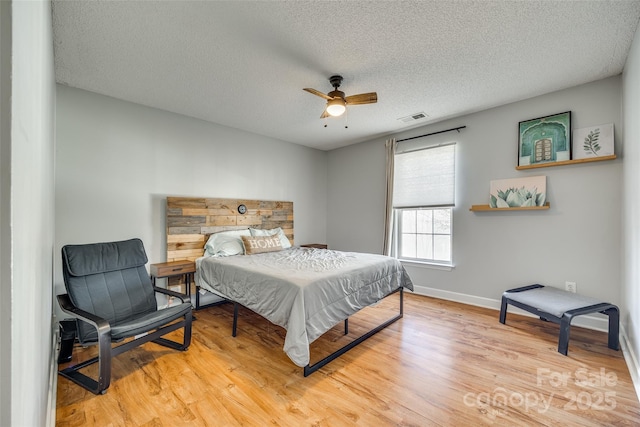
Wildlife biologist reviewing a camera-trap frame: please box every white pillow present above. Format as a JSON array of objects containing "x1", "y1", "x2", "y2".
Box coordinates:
[
  {"x1": 249, "y1": 227, "x2": 292, "y2": 249},
  {"x1": 204, "y1": 229, "x2": 251, "y2": 257}
]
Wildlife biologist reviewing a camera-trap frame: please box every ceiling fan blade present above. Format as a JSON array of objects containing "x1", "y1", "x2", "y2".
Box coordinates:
[
  {"x1": 320, "y1": 109, "x2": 330, "y2": 119},
  {"x1": 345, "y1": 92, "x2": 378, "y2": 105},
  {"x1": 304, "y1": 88, "x2": 332, "y2": 100}
]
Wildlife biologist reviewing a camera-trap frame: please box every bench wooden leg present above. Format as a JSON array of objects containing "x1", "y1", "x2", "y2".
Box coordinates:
[
  {"x1": 499, "y1": 296, "x2": 508, "y2": 324},
  {"x1": 559, "y1": 303, "x2": 621, "y2": 355},
  {"x1": 558, "y1": 315, "x2": 572, "y2": 356},
  {"x1": 605, "y1": 307, "x2": 620, "y2": 351},
  {"x1": 559, "y1": 306, "x2": 620, "y2": 356}
]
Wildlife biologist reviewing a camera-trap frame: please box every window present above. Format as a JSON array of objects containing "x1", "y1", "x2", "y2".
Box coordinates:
[
  {"x1": 398, "y1": 207, "x2": 452, "y2": 262},
  {"x1": 391, "y1": 143, "x2": 455, "y2": 264}
]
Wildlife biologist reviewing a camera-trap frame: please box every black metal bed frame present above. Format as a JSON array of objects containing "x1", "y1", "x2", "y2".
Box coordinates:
[{"x1": 230, "y1": 287, "x2": 404, "y2": 376}]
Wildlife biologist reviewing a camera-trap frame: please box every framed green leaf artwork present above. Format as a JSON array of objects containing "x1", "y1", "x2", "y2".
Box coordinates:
[
  {"x1": 518, "y1": 111, "x2": 571, "y2": 167},
  {"x1": 572, "y1": 123, "x2": 614, "y2": 159}
]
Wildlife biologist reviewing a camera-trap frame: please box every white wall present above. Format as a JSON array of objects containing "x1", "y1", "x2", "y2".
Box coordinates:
[
  {"x1": 329, "y1": 77, "x2": 622, "y2": 311},
  {"x1": 622, "y1": 20, "x2": 640, "y2": 391},
  {"x1": 326, "y1": 141, "x2": 386, "y2": 253},
  {"x1": 4, "y1": 1, "x2": 57, "y2": 426},
  {"x1": 0, "y1": 1, "x2": 11, "y2": 424},
  {"x1": 54, "y1": 85, "x2": 328, "y2": 296}
]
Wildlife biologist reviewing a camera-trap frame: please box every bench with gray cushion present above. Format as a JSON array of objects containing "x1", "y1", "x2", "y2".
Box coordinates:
[{"x1": 499, "y1": 284, "x2": 619, "y2": 355}]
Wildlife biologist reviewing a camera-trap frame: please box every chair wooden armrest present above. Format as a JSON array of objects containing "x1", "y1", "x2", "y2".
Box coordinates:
[
  {"x1": 57, "y1": 293, "x2": 111, "y2": 336},
  {"x1": 153, "y1": 286, "x2": 190, "y2": 304}
]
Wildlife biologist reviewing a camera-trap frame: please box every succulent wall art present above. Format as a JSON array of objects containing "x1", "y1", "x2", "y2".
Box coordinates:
[
  {"x1": 489, "y1": 176, "x2": 547, "y2": 208},
  {"x1": 572, "y1": 123, "x2": 614, "y2": 159}
]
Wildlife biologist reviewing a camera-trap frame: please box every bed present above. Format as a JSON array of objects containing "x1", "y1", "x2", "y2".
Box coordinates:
[{"x1": 165, "y1": 197, "x2": 413, "y2": 375}]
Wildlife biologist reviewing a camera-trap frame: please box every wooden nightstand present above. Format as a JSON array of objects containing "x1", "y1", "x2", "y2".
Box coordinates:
[
  {"x1": 150, "y1": 260, "x2": 195, "y2": 301},
  {"x1": 300, "y1": 243, "x2": 328, "y2": 249}
]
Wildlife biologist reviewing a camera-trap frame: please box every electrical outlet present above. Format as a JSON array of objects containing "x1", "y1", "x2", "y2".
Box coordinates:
[{"x1": 565, "y1": 281, "x2": 577, "y2": 293}]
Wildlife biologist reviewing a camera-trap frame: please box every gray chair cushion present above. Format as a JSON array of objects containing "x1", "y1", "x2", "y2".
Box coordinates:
[
  {"x1": 63, "y1": 237, "x2": 148, "y2": 275},
  {"x1": 80, "y1": 302, "x2": 192, "y2": 342}
]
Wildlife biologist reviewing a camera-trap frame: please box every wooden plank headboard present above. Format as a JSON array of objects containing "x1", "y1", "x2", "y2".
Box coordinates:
[{"x1": 166, "y1": 197, "x2": 294, "y2": 262}]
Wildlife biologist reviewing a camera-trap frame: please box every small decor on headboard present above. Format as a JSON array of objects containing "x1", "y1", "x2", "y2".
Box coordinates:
[{"x1": 166, "y1": 197, "x2": 293, "y2": 262}]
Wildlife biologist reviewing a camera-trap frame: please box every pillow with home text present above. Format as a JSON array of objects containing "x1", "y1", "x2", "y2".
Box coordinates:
[
  {"x1": 241, "y1": 235, "x2": 283, "y2": 255},
  {"x1": 249, "y1": 227, "x2": 292, "y2": 248}
]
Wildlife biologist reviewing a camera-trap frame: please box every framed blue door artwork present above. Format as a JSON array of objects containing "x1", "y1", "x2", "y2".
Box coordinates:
[{"x1": 518, "y1": 111, "x2": 571, "y2": 167}]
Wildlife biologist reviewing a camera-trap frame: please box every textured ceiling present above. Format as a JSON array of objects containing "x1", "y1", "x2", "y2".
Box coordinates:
[{"x1": 51, "y1": 1, "x2": 640, "y2": 151}]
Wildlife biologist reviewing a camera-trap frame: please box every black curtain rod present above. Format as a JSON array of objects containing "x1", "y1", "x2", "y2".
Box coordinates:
[{"x1": 396, "y1": 126, "x2": 466, "y2": 142}]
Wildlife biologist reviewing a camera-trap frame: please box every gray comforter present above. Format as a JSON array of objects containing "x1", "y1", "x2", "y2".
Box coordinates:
[{"x1": 195, "y1": 247, "x2": 413, "y2": 367}]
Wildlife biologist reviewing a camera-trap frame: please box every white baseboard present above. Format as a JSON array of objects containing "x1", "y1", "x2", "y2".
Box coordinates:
[
  {"x1": 412, "y1": 284, "x2": 611, "y2": 330},
  {"x1": 46, "y1": 322, "x2": 59, "y2": 427},
  {"x1": 619, "y1": 323, "x2": 640, "y2": 401},
  {"x1": 411, "y1": 285, "x2": 640, "y2": 402}
]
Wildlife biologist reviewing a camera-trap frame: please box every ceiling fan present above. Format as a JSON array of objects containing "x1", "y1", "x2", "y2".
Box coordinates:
[{"x1": 303, "y1": 75, "x2": 377, "y2": 118}]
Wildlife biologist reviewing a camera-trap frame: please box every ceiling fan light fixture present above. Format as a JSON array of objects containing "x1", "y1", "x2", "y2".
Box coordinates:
[
  {"x1": 326, "y1": 98, "x2": 346, "y2": 117},
  {"x1": 304, "y1": 75, "x2": 376, "y2": 120}
]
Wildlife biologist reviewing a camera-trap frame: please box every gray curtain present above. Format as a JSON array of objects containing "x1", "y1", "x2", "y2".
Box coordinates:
[{"x1": 383, "y1": 138, "x2": 397, "y2": 256}]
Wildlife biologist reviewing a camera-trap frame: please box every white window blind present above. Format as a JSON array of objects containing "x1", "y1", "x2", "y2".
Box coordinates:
[{"x1": 393, "y1": 143, "x2": 456, "y2": 208}]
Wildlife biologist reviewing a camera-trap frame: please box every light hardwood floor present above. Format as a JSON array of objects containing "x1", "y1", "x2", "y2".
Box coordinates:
[{"x1": 56, "y1": 293, "x2": 640, "y2": 426}]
